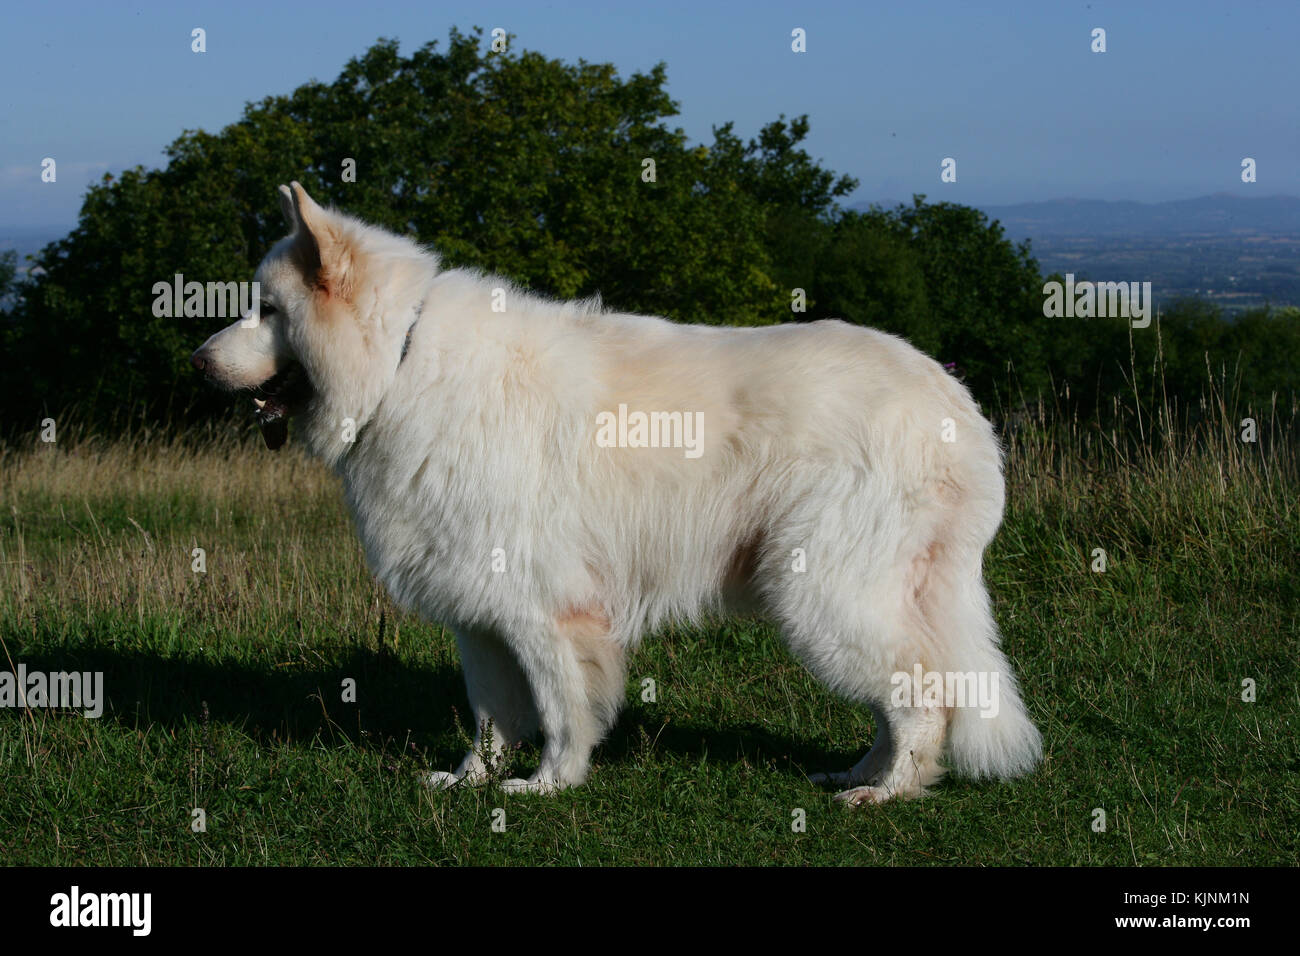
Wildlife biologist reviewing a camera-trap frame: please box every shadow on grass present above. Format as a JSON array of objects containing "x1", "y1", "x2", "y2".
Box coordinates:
[
  {"x1": 4, "y1": 643, "x2": 465, "y2": 763},
  {"x1": 602, "y1": 709, "x2": 848, "y2": 778},
  {"x1": 3, "y1": 644, "x2": 845, "y2": 779}
]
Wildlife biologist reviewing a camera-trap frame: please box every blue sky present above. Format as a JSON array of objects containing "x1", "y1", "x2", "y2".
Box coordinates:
[{"x1": 1, "y1": 0, "x2": 1297, "y2": 232}]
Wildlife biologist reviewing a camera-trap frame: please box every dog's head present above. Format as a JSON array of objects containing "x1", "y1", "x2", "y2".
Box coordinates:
[{"x1": 191, "y1": 182, "x2": 432, "y2": 458}]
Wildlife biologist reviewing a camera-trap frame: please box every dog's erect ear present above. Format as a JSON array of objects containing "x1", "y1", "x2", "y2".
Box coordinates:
[
  {"x1": 289, "y1": 181, "x2": 330, "y2": 238},
  {"x1": 278, "y1": 184, "x2": 297, "y2": 231},
  {"x1": 284, "y1": 181, "x2": 356, "y2": 300}
]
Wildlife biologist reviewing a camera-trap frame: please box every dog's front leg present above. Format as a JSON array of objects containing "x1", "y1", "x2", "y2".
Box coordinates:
[
  {"x1": 497, "y1": 611, "x2": 626, "y2": 794},
  {"x1": 426, "y1": 628, "x2": 539, "y2": 790}
]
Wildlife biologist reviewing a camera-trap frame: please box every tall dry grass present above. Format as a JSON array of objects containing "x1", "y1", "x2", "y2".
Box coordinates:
[
  {"x1": 997, "y1": 352, "x2": 1298, "y2": 586},
  {"x1": 0, "y1": 428, "x2": 394, "y2": 650}
]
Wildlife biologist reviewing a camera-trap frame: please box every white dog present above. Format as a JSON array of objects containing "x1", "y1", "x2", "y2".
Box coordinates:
[{"x1": 192, "y1": 182, "x2": 1042, "y2": 804}]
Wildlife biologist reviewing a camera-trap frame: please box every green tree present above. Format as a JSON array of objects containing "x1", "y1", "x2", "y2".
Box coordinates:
[
  {"x1": 801, "y1": 210, "x2": 936, "y2": 353},
  {"x1": 877, "y1": 198, "x2": 1046, "y2": 401},
  {"x1": 3, "y1": 29, "x2": 861, "y2": 430}
]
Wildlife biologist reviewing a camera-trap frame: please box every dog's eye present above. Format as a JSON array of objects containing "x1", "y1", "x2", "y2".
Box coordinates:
[{"x1": 259, "y1": 301, "x2": 278, "y2": 318}]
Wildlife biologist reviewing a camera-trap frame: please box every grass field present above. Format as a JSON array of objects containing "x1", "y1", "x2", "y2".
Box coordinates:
[{"x1": 1, "y1": 385, "x2": 1297, "y2": 866}]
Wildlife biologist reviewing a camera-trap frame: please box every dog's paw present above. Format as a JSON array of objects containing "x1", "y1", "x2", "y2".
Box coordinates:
[
  {"x1": 425, "y1": 770, "x2": 463, "y2": 790},
  {"x1": 833, "y1": 784, "x2": 893, "y2": 807},
  {"x1": 426, "y1": 770, "x2": 490, "y2": 790},
  {"x1": 498, "y1": 775, "x2": 565, "y2": 795}
]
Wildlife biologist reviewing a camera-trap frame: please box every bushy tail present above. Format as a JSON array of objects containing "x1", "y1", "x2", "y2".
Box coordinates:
[{"x1": 930, "y1": 556, "x2": 1042, "y2": 780}]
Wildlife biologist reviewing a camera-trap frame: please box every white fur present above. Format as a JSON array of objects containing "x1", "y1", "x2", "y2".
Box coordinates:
[{"x1": 196, "y1": 183, "x2": 1042, "y2": 801}]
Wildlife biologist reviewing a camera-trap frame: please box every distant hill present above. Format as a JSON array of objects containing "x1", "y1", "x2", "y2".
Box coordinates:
[
  {"x1": 851, "y1": 195, "x2": 1300, "y2": 313},
  {"x1": 855, "y1": 194, "x2": 1300, "y2": 239},
  {"x1": 977, "y1": 194, "x2": 1300, "y2": 240}
]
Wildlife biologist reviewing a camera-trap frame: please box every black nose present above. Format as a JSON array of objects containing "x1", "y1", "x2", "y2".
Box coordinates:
[{"x1": 191, "y1": 349, "x2": 208, "y2": 371}]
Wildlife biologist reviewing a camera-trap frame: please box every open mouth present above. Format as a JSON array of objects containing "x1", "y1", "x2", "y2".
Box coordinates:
[{"x1": 252, "y1": 363, "x2": 312, "y2": 451}]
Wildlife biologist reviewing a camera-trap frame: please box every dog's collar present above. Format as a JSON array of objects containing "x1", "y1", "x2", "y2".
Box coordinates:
[
  {"x1": 348, "y1": 299, "x2": 426, "y2": 457},
  {"x1": 399, "y1": 300, "x2": 424, "y2": 365}
]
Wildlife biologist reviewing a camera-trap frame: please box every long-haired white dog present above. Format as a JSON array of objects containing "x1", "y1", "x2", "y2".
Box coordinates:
[{"x1": 193, "y1": 183, "x2": 1041, "y2": 804}]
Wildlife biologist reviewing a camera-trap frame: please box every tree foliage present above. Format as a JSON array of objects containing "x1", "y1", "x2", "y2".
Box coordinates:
[{"x1": 2, "y1": 28, "x2": 1295, "y2": 434}]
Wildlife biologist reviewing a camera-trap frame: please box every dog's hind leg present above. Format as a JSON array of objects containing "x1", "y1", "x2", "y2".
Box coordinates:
[
  {"x1": 793, "y1": 624, "x2": 950, "y2": 804},
  {"x1": 765, "y1": 516, "x2": 952, "y2": 803},
  {"x1": 802, "y1": 530, "x2": 1039, "y2": 804},
  {"x1": 775, "y1": 598, "x2": 951, "y2": 804},
  {"x1": 498, "y1": 606, "x2": 626, "y2": 794},
  {"x1": 426, "y1": 627, "x2": 539, "y2": 790},
  {"x1": 813, "y1": 699, "x2": 948, "y2": 806},
  {"x1": 813, "y1": 543, "x2": 952, "y2": 804}
]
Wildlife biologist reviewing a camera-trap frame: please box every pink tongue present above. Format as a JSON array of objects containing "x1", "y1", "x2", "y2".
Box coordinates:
[{"x1": 256, "y1": 399, "x2": 289, "y2": 450}]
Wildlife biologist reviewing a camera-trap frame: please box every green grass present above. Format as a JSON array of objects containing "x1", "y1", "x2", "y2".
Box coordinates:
[{"x1": 1, "y1": 392, "x2": 1297, "y2": 866}]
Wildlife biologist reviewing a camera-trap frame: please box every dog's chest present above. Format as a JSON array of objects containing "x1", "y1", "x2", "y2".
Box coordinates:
[{"x1": 338, "y1": 452, "x2": 526, "y2": 625}]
